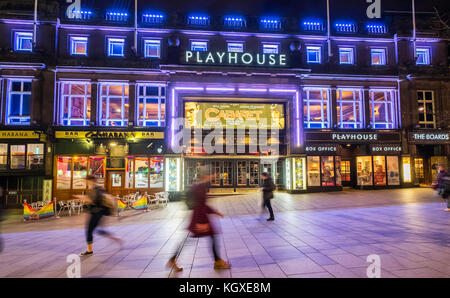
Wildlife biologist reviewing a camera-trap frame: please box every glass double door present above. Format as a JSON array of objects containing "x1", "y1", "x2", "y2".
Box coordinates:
[
  {"x1": 210, "y1": 161, "x2": 233, "y2": 187},
  {"x1": 237, "y1": 161, "x2": 260, "y2": 187}
]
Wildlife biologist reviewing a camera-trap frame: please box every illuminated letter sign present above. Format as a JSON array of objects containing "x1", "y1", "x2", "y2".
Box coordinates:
[
  {"x1": 66, "y1": 0, "x2": 81, "y2": 19},
  {"x1": 183, "y1": 51, "x2": 289, "y2": 67}
]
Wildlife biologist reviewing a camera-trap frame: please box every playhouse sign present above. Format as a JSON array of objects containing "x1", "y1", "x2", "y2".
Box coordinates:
[{"x1": 184, "y1": 51, "x2": 288, "y2": 67}]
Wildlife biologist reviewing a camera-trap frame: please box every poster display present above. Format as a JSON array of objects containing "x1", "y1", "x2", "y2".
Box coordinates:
[
  {"x1": 293, "y1": 157, "x2": 306, "y2": 190},
  {"x1": 321, "y1": 156, "x2": 335, "y2": 186},
  {"x1": 373, "y1": 156, "x2": 386, "y2": 186},
  {"x1": 335, "y1": 156, "x2": 342, "y2": 186},
  {"x1": 387, "y1": 156, "x2": 400, "y2": 185},
  {"x1": 357, "y1": 156, "x2": 373, "y2": 186},
  {"x1": 307, "y1": 156, "x2": 320, "y2": 186}
]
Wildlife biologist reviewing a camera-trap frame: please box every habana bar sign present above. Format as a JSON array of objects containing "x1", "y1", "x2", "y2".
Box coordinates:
[
  {"x1": 55, "y1": 131, "x2": 164, "y2": 139},
  {"x1": 184, "y1": 51, "x2": 288, "y2": 67},
  {"x1": 0, "y1": 131, "x2": 40, "y2": 139}
]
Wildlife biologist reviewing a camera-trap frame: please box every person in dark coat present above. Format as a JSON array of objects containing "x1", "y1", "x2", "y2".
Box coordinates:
[
  {"x1": 436, "y1": 165, "x2": 450, "y2": 211},
  {"x1": 261, "y1": 172, "x2": 275, "y2": 221},
  {"x1": 167, "y1": 167, "x2": 231, "y2": 271}
]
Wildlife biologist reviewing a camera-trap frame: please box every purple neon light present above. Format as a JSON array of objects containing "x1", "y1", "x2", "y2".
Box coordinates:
[
  {"x1": 206, "y1": 87, "x2": 235, "y2": 92},
  {"x1": 238, "y1": 88, "x2": 267, "y2": 92},
  {"x1": 295, "y1": 91, "x2": 301, "y2": 147},
  {"x1": 269, "y1": 88, "x2": 296, "y2": 93}
]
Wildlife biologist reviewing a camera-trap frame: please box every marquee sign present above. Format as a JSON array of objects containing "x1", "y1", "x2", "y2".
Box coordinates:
[
  {"x1": 305, "y1": 131, "x2": 401, "y2": 143},
  {"x1": 185, "y1": 102, "x2": 285, "y2": 129},
  {"x1": 409, "y1": 131, "x2": 450, "y2": 144},
  {"x1": 184, "y1": 51, "x2": 288, "y2": 67},
  {"x1": 0, "y1": 131, "x2": 41, "y2": 139},
  {"x1": 55, "y1": 131, "x2": 164, "y2": 139}
]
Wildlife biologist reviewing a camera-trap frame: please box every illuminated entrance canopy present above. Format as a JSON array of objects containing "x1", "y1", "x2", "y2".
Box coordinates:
[
  {"x1": 184, "y1": 51, "x2": 288, "y2": 67},
  {"x1": 185, "y1": 102, "x2": 285, "y2": 129}
]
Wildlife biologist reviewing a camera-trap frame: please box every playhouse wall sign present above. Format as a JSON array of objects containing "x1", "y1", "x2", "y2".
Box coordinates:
[{"x1": 184, "y1": 51, "x2": 288, "y2": 67}]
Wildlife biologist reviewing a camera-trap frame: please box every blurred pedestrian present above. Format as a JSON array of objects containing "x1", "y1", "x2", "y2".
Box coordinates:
[
  {"x1": 75, "y1": 175, "x2": 122, "y2": 256},
  {"x1": 436, "y1": 165, "x2": 450, "y2": 212},
  {"x1": 167, "y1": 167, "x2": 230, "y2": 271},
  {"x1": 261, "y1": 172, "x2": 275, "y2": 221}
]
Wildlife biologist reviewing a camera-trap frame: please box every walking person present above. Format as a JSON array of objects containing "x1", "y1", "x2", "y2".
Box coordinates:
[
  {"x1": 436, "y1": 165, "x2": 450, "y2": 212},
  {"x1": 76, "y1": 175, "x2": 122, "y2": 256},
  {"x1": 167, "y1": 167, "x2": 231, "y2": 271},
  {"x1": 261, "y1": 172, "x2": 276, "y2": 221}
]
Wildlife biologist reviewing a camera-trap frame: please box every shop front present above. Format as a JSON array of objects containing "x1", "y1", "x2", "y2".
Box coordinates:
[
  {"x1": 53, "y1": 130, "x2": 166, "y2": 200},
  {"x1": 0, "y1": 130, "x2": 47, "y2": 207},
  {"x1": 285, "y1": 130, "x2": 409, "y2": 192},
  {"x1": 408, "y1": 131, "x2": 450, "y2": 186}
]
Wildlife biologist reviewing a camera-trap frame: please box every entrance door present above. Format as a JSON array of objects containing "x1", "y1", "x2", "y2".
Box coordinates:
[
  {"x1": 107, "y1": 171, "x2": 124, "y2": 196},
  {"x1": 237, "y1": 161, "x2": 248, "y2": 186},
  {"x1": 249, "y1": 161, "x2": 260, "y2": 186},
  {"x1": 341, "y1": 160, "x2": 352, "y2": 186}
]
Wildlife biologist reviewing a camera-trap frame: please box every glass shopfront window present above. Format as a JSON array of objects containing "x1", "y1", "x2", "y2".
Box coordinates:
[
  {"x1": 307, "y1": 156, "x2": 321, "y2": 186},
  {"x1": 73, "y1": 156, "x2": 88, "y2": 189},
  {"x1": 356, "y1": 156, "x2": 373, "y2": 186},
  {"x1": 126, "y1": 156, "x2": 134, "y2": 188},
  {"x1": 402, "y1": 157, "x2": 412, "y2": 183},
  {"x1": 56, "y1": 156, "x2": 106, "y2": 190},
  {"x1": 135, "y1": 157, "x2": 149, "y2": 188},
  {"x1": 89, "y1": 156, "x2": 106, "y2": 186},
  {"x1": 57, "y1": 156, "x2": 72, "y2": 189},
  {"x1": 292, "y1": 157, "x2": 306, "y2": 190},
  {"x1": 10, "y1": 145, "x2": 26, "y2": 169},
  {"x1": 165, "y1": 158, "x2": 181, "y2": 191},
  {"x1": 335, "y1": 156, "x2": 342, "y2": 186},
  {"x1": 126, "y1": 156, "x2": 165, "y2": 189},
  {"x1": 149, "y1": 157, "x2": 164, "y2": 188},
  {"x1": 27, "y1": 144, "x2": 44, "y2": 169},
  {"x1": 387, "y1": 156, "x2": 400, "y2": 185},
  {"x1": 373, "y1": 156, "x2": 386, "y2": 186},
  {"x1": 0, "y1": 144, "x2": 7, "y2": 170},
  {"x1": 321, "y1": 156, "x2": 335, "y2": 186}
]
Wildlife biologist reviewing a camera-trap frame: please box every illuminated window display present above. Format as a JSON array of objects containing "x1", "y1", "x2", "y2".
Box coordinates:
[
  {"x1": 307, "y1": 156, "x2": 320, "y2": 186},
  {"x1": 135, "y1": 157, "x2": 149, "y2": 188},
  {"x1": 285, "y1": 158, "x2": 291, "y2": 190},
  {"x1": 73, "y1": 156, "x2": 88, "y2": 189},
  {"x1": 89, "y1": 156, "x2": 105, "y2": 186},
  {"x1": 402, "y1": 157, "x2": 412, "y2": 183},
  {"x1": 387, "y1": 156, "x2": 400, "y2": 185},
  {"x1": 57, "y1": 156, "x2": 72, "y2": 189},
  {"x1": 335, "y1": 156, "x2": 342, "y2": 186},
  {"x1": 341, "y1": 160, "x2": 351, "y2": 182},
  {"x1": 414, "y1": 158, "x2": 424, "y2": 179},
  {"x1": 126, "y1": 156, "x2": 134, "y2": 188},
  {"x1": 125, "y1": 156, "x2": 164, "y2": 188},
  {"x1": 373, "y1": 156, "x2": 386, "y2": 186},
  {"x1": 356, "y1": 156, "x2": 373, "y2": 186},
  {"x1": 56, "y1": 156, "x2": 105, "y2": 190},
  {"x1": 10, "y1": 145, "x2": 26, "y2": 169},
  {"x1": 165, "y1": 158, "x2": 181, "y2": 191},
  {"x1": 321, "y1": 156, "x2": 335, "y2": 186},
  {"x1": 149, "y1": 157, "x2": 164, "y2": 188},
  {"x1": 0, "y1": 144, "x2": 7, "y2": 170},
  {"x1": 292, "y1": 157, "x2": 306, "y2": 190}
]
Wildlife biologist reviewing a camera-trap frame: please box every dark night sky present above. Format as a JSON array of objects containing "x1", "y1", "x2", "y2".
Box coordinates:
[{"x1": 79, "y1": 0, "x2": 450, "y2": 20}]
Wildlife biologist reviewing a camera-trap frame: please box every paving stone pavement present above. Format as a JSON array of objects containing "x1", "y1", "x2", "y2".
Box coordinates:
[{"x1": 0, "y1": 188, "x2": 449, "y2": 278}]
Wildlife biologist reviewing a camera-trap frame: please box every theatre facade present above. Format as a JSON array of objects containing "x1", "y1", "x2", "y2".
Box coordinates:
[{"x1": 0, "y1": 1, "x2": 449, "y2": 206}]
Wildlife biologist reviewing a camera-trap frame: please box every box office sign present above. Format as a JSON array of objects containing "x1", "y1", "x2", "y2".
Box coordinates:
[
  {"x1": 55, "y1": 131, "x2": 164, "y2": 139},
  {"x1": 305, "y1": 131, "x2": 401, "y2": 143},
  {"x1": 184, "y1": 51, "x2": 288, "y2": 67},
  {"x1": 185, "y1": 102, "x2": 285, "y2": 129},
  {"x1": 305, "y1": 145, "x2": 339, "y2": 154},
  {"x1": 409, "y1": 132, "x2": 450, "y2": 144},
  {"x1": 370, "y1": 145, "x2": 402, "y2": 154},
  {"x1": 0, "y1": 131, "x2": 41, "y2": 139}
]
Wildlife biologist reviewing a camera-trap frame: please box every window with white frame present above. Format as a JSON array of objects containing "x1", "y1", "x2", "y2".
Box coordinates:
[
  {"x1": 7, "y1": 80, "x2": 32, "y2": 125},
  {"x1": 262, "y1": 43, "x2": 279, "y2": 54},
  {"x1": 336, "y1": 89, "x2": 363, "y2": 129},
  {"x1": 227, "y1": 42, "x2": 244, "y2": 53},
  {"x1": 60, "y1": 82, "x2": 91, "y2": 126},
  {"x1": 306, "y1": 46, "x2": 321, "y2": 63},
  {"x1": 339, "y1": 47, "x2": 354, "y2": 64},
  {"x1": 417, "y1": 90, "x2": 435, "y2": 128},
  {"x1": 369, "y1": 90, "x2": 396, "y2": 129},
  {"x1": 144, "y1": 39, "x2": 161, "y2": 58},
  {"x1": 416, "y1": 47, "x2": 430, "y2": 65},
  {"x1": 108, "y1": 38, "x2": 125, "y2": 57},
  {"x1": 14, "y1": 32, "x2": 33, "y2": 52},
  {"x1": 99, "y1": 83, "x2": 129, "y2": 126},
  {"x1": 371, "y1": 48, "x2": 386, "y2": 65},
  {"x1": 70, "y1": 36, "x2": 88, "y2": 56},
  {"x1": 137, "y1": 85, "x2": 166, "y2": 127},
  {"x1": 190, "y1": 41, "x2": 208, "y2": 51},
  {"x1": 303, "y1": 88, "x2": 331, "y2": 128}
]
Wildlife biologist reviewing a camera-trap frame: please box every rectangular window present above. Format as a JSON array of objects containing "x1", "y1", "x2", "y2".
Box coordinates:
[
  {"x1": 190, "y1": 41, "x2": 208, "y2": 51},
  {"x1": 0, "y1": 144, "x2": 7, "y2": 170},
  {"x1": 60, "y1": 82, "x2": 91, "y2": 126},
  {"x1": 99, "y1": 83, "x2": 129, "y2": 126},
  {"x1": 150, "y1": 157, "x2": 164, "y2": 188},
  {"x1": 10, "y1": 145, "x2": 26, "y2": 169},
  {"x1": 339, "y1": 47, "x2": 354, "y2": 64},
  {"x1": 417, "y1": 90, "x2": 435, "y2": 128},
  {"x1": 137, "y1": 85, "x2": 166, "y2": 127},
  {"x1": 27, "y1": 144, "x2": 44, "y2": 169},
  {"x1": 303, "y1": 88, "x2": 330, "y2": 128},
  {"x1": 371, "y1": 48, "x2": 386, "y2": 65},
  {"x1": 108, "y1": 38, "x2": 125, "y2": 57},
  {"x1": 70, "y1": 36, "x2": 88, "y2": 56},
  {"x1": 227, "y1": 42, "x2": 244, "y2": 53},
  {"x1": 321, "y1": 156, "x2": 335, "y2": 186},
  {"x1": 7, "y1": 80, "x2": 31, "y2": 125},
  {"x1": 336, "y1": 89, "x2": 363, "y2": 129},
  {"x1": 135, "y1": 157, "x2": 149, "y2": 188},
  {"x1": 57, "y1": 156, "x2": 72, "y2": 189},
  {"x1": 416, "y1": 47, "x2": 430, "y2": 65},
  {"x1": 262, "y1": 44, "x2": 279, "y2": 54},
  {"x1": 373, "y1": 156, "x2": 386, "y2": 186},
  {"x1": 14, "y1": 32, "x2": 33, "y2": 52},
  {"x1": 144, "y1": 39, "x2": 161, "y2": 58},
  {"x1": 356, "y1": 156, "x2": 373, "y2": 186},
  {"x1": 307, "y1": 156, "x2": 321, "y2": 187},
  {"x1": 387, "y1": 156, "x2": 400, "y2": 185},
  {"x1": 306, "y1": 46, "x2": 321, "y2": 63},
  {"x1": 369, "y1": 90, "x2": 396, "y2": 129}
]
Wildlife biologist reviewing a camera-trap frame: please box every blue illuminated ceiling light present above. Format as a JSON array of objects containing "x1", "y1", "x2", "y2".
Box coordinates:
[
  {"x1": 224, "y1": 16, "x2": 246, "y2": 28},
  {"x1": 260, "y1": 17, "x2": 281, "y2": 30},
  {"x1": 302, "y1": 20, "x2": 324, "y2": 31},
  {"x1": 335, "y1": 23, "x2": 357, "y2": 33},
  {"x1": 142, "y1": 13, "x2": 165, "y2": 24},
  {"x1": 187, "y1": 15, "x2": 210, "y2": 26},
  {"x1": 366, "y1": 24, "x2": 387, "y2": 34},
  {"x1": 70, "y1": 10, "x2": 93, "y2": 20},
  {"x1": 106, "y1": 11, "x2": 129, "y2": 22}
]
